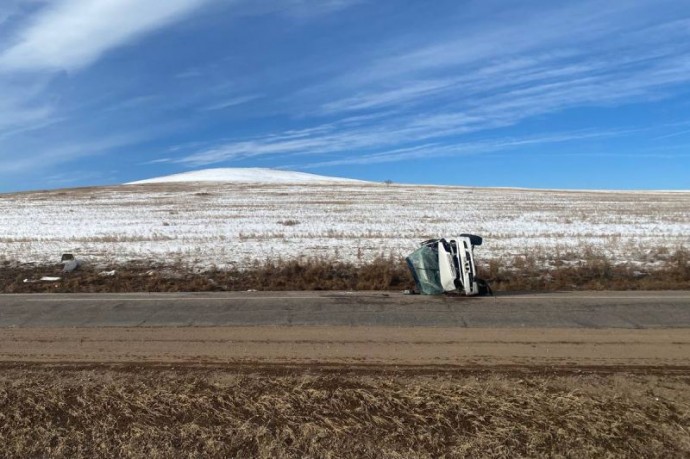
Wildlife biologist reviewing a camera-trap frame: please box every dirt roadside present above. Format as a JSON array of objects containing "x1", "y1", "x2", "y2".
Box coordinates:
[
  {"x1": 3, "y1": 326, "x2": 689, "y2": 456},
  {"x1": 2, "y1": 326, "x2": 689, "y2": 369}
]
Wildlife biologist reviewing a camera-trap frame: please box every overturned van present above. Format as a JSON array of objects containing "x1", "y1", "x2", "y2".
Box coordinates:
[{"x1": 405, "y1": 234, "x2": 489, "y2": 296}]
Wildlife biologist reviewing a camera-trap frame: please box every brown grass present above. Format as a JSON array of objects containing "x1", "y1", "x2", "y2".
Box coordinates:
[
  {"x1": 481, "y1": 247, "x2": 690, "y2": 291},
  {"x1": 0, "y1": 366, "x2": 688, "y2": 458},
  {"x1": 2, "y1": 248, "x2": 688, "y2": 293},
  {"x1": 0, "y1": 256, "x2": 412, "y2": 293}
]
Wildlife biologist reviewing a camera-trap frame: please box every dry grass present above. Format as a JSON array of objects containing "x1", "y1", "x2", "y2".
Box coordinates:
[
  {"x1": 0, "y1": 366, "x2": 688, "y2": 458},
  {"x1": 480, "y1": 247, "x2": 690, "y2": 291},
  {"x1": 0, "y1": 256, "x2": 412, "y2": 293},
  {"x1": 2, "y1": 247, "x2": 689, "y2": 293}
]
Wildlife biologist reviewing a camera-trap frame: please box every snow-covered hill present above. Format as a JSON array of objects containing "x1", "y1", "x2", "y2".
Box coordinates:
[{"x1": 127, "y1": 168, "x2": 368, "y2": 184}]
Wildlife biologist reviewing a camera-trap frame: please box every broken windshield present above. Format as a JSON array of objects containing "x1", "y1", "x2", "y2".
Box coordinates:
[{"x1": 405, "y1": 245, "x2": 444, "y2": 295}]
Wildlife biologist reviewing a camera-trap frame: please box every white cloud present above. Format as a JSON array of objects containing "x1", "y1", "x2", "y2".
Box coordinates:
[
  {"x1": 2, "y1": 0, "x2": 690, "y2": 186},
  {"x1": 315, "y1": 16, "x2": 690, "y2": 117},
  {"x1": 0, "y1": 0, "x2": 213, "y2": 176},
  {"x1": 320, "y1": 79, "x2": 454, "y2": 114},
  {"x1": 191, "y1": 0, "x2": 682, "y2": 170},
  {"x1": 142, "y1": 157, "x2": 173, "y2": 165},
  {"x1": 338, "y1": 2, "x2": 663, "y2": 86},
  {"x1": 294, "y1": 131, "x2": 628, "y2": 169},
  {"x1": 178, "y1": 98, "x2": 632, "y2": 166},
  {"x1": 278, "y1": 0, "x2": 362, "y2": 18},
  {"x1": 227, "y1": 0, "x2": 361, "y2": 20},
  {"x1": 0, "y1": 0, "x2": 210, "y2": 72},
  {"x1": 201, "y1": 95, "x2": 261, "y2": 111}
]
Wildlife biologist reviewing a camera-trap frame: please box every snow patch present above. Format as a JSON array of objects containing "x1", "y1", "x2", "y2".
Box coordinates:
[{"x1": 127, "y1": 168, "x2": 368, "y2": 185}]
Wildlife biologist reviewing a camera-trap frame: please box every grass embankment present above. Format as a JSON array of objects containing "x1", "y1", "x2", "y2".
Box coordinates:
[
  {"x1": 1, "y1": 367, "x2": 688, "y2": 458},
  {"x1": 2, "y1": 248, "x2": 688, "y2": 293}
]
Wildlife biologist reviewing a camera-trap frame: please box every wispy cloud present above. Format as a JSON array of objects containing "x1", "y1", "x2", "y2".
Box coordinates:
[
  {"x1": 0, "y1": 0, "x2": 210, "y2": 72},
  {"x1": 0, "y1": 0, "x2": 373, "y2": 190},
  {"x1": 178, "y1": 105, "x2": 629, "y2": 166},
  {"x1": 176, "y1": 0, "x2": 690, "y2": 169},
  {"x1": 0, "y1": 76, "x2": 55, "y2": 134},
  {"x1": 316, "y1": 17, "x2": 690, "y2": 116},
  {"x1": 201, "y1": 95, "x2": 261, "y2": 111},
  {"x1": 278, "y1": 0, "x2": 362, "y2": 18},
  {"x1": 336, "y1": 2, "x2": 674, "y2": 86},
  {"x1": 142, "y1": 157, "x2": 174, "y2": 165},
  {"x1": 653, "y1": 123, "x2": 690, "y2": 140},
  {"x1": 1, "y1": 0, "x2": 689, "y2": 190},
  {"x1": 320, "y1": 79, "x2": 454, "y2": 114},
  {"x1": 0, "y1": 0, "x2": 215, "y2": 167},
  {"x1": 293, "y1": 131, "x2": 628, "y2": 169},
  {"x1": 229, "y1": 0, "x2": 362, "y2": 20},
  {"x1": 175, "y1": 68, "x2": 205, "y2": 79}
]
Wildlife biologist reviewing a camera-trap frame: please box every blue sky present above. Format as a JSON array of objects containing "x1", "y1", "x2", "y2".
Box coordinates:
[{"x1": 1, "y1": 0, "x2": 689, "y2": 192}]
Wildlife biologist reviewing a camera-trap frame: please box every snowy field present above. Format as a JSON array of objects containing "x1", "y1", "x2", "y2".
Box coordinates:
[{"x1": 1, "y1": 180, "x2": 688, "y2": 269}]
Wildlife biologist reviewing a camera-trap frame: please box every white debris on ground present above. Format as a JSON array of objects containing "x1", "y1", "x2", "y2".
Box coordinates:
[
  {"x1": 1, "y1": 178, "x2": 688, "y2": 270},
  {"x1": 23, "y1": 276, "x2": 61, "y2": 283}
]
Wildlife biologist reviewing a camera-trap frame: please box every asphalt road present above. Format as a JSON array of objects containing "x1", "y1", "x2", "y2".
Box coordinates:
[{"x1": 1, "y1": 291, "x2": 689, "y2": 328}]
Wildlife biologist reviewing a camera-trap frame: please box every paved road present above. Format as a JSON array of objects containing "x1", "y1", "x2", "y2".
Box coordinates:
[{"x1": 1, "y1": 291, "x2": 689, "y2": 328}]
